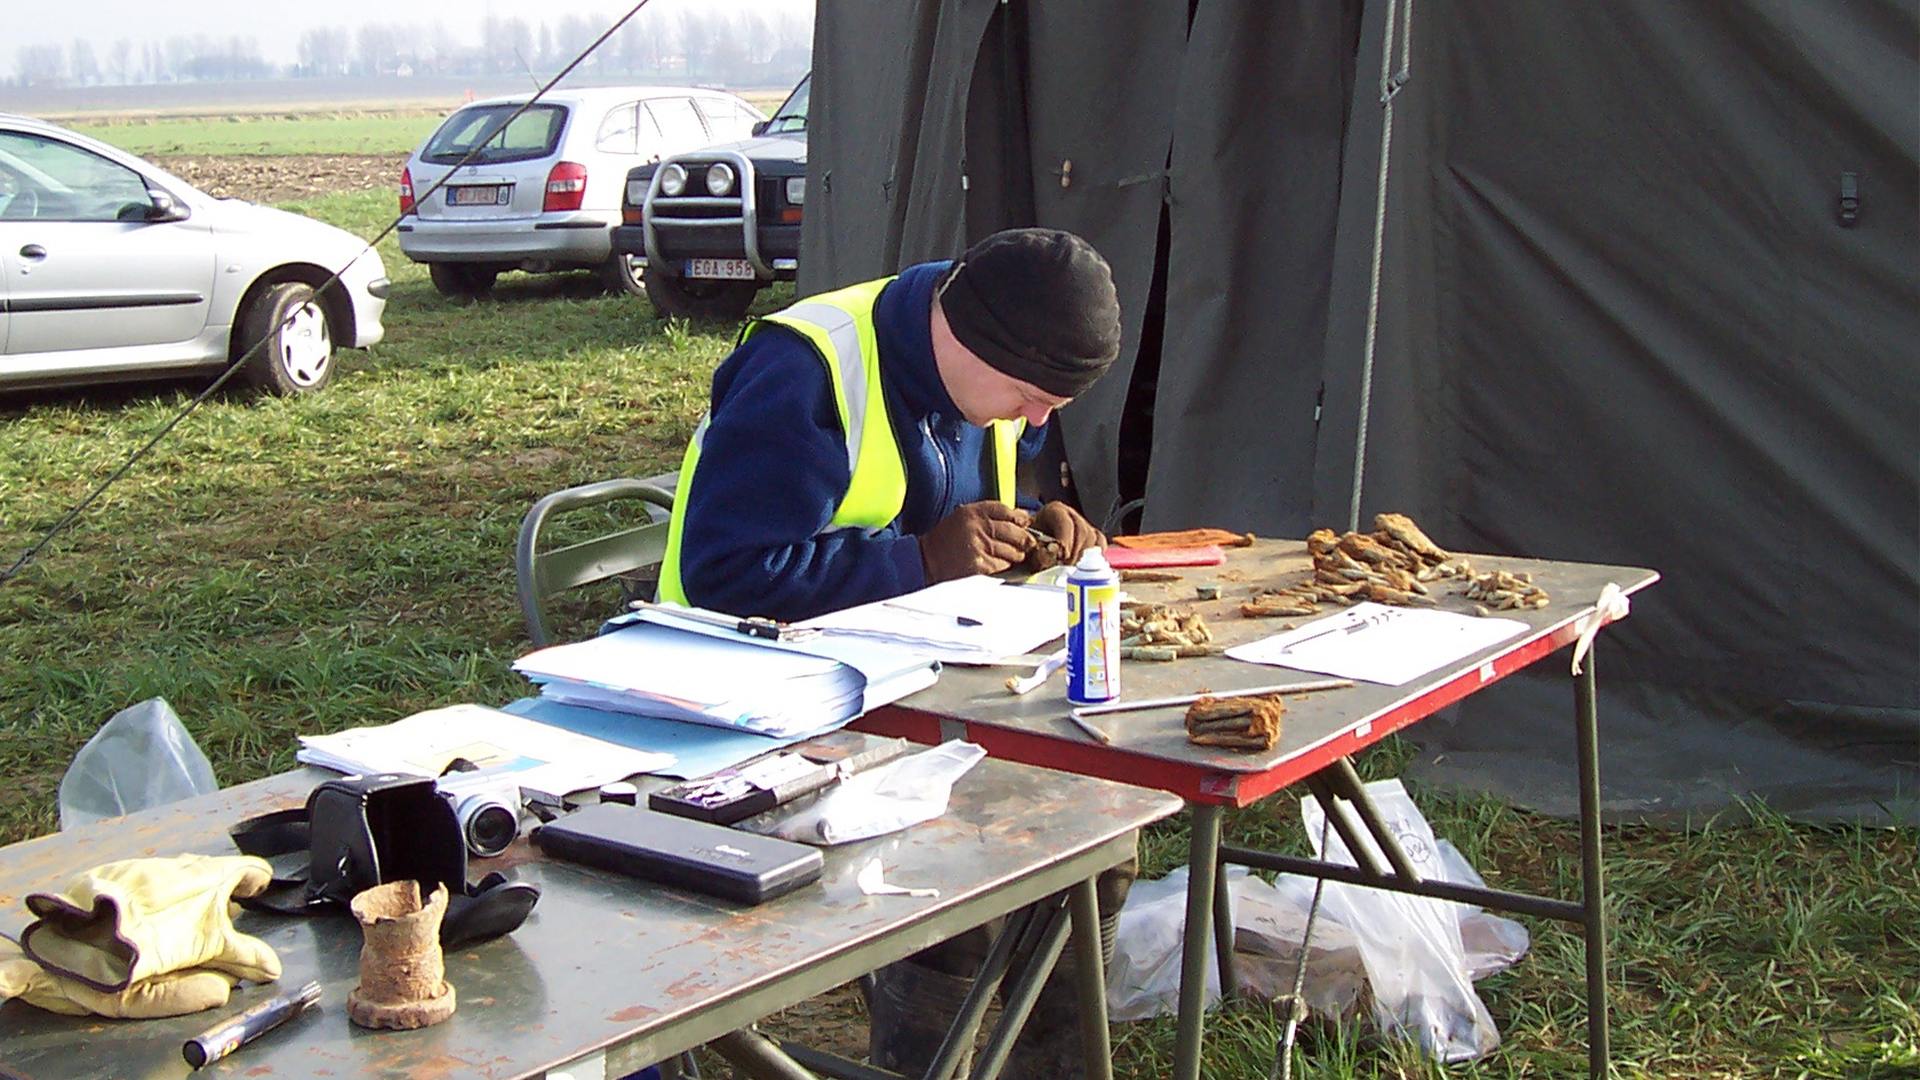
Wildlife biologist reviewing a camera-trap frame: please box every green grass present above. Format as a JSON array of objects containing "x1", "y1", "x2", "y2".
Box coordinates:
[
  {"x1": 70, "y1": 111, "x2": 448, "y2": 156},
  {"x1": 66, "y1": 92, "x2": 792, "y2": 157},
  {"x1": 1, "y1": 189, "x2": 1916, "y2": 1079}
]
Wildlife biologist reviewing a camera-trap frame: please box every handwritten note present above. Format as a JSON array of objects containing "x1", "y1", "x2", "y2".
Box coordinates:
[{"x1": 1225, "y1": 602, "x2": 1529, "y2": 685}]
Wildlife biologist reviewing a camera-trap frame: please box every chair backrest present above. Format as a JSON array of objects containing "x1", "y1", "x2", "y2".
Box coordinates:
[{"x1": 515, "y1": 479, "x2": 676, "y2": 647}]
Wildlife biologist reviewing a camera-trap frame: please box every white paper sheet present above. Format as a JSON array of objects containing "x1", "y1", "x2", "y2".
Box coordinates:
[
  {"x1": 795, "y1": 576, "x2": 1067, "y2": 664},
  {"x1": 296, "y1": 703, "x2": 673, "y2": 799},
  {"x1": 1224, "y1": 602, "x2": 1528, "y2": 685}
]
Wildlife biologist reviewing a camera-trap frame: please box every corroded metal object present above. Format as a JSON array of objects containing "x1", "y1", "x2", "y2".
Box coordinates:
[{"x1": 347, "y1": 880, "x2": 456, "y2": 1030}]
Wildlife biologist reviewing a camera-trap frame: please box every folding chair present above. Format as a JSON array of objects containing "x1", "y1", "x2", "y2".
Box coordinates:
[{"x1": 514, "y1": 478, "x2": 676, "y2": 647}]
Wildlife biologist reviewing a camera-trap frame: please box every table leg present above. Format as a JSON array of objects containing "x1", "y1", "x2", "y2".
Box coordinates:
[
  {"x1": 1173, "y1": 802, "x2": 1224, "y2": 1080},
  {"x1": 1213, "y1": 855, "x2": 1238, "y2": 999},
  {"x1": 971, "y1": 902, "x2": 1073, "y2": 1080},
  {"x1": 1069, "y1": 878, "x2": 1115, "y2": 1080},
  {"x1": 710, "y1": 1028, "x2": 820, "y2": 1080},
  {"x1": 1575, "y1": 655, "x2": 1611, "y2": 1080}
]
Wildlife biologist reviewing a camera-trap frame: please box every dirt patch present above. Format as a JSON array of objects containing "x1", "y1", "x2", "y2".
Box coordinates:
[{"x1": 151, "y1": 153, "x2": 405, "y2": 204}]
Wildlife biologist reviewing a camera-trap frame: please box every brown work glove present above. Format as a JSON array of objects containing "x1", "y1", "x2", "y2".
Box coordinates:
[
  {"x1": 920, "y1": 501, "x2": 1034, "y2": 582},
  {"x1": 1032, "y1": 502, "x2": 1107, "y2": 564}
]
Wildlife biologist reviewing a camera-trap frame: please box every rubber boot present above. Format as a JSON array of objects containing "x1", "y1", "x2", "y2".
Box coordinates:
[{"x1": 864, "y1": 957, "x2": 979, "y2": 1077}]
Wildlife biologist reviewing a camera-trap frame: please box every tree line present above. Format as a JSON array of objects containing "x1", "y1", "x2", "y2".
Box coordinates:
[{"x1": 10, "y1": 8, "x2": 811, "y2": 88}]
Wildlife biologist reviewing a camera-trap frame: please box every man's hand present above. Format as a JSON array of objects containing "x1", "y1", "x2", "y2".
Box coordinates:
[
  {"x1": 1033, "y1": 501, "x2": 1106, "y2": 564},
  {"x1": 921, "y1": 501, "x2": 1034, "y2": 582}
]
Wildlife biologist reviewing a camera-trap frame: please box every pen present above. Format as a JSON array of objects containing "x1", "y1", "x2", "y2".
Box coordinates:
[
  {"x1": 1277, "y1": 609, "x2": 1399, "y2": 653},
  {"x1": 881, "y1": 601, "x2": 983, "y2": 627},
  {"x1": 631, "y1": 599, "x2": 787, "y2": 640},
  {"x1": 183, "y1": 981, "x2": 322, "y2": 1068}
]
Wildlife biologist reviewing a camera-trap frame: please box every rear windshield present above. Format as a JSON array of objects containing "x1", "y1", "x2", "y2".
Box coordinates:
[
  {"x1": 764, "y1": 76, "x2": 809, "y2": 136},
  {"x1": 421, "y1": 103, "x2": 567, "y2": 166}
]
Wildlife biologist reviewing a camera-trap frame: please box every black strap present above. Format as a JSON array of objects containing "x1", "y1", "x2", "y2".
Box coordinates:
[
  {"x1": 227, "y1": 806, "x2": 541, "y2": 945},
  {"x1": 229, "y1": 807, "x2": 330, "y2": 915}
]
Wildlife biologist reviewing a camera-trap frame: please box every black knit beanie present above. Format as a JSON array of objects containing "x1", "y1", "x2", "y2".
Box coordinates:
[{"x1": 936, "y1": 228, "x2": 1122, "y2": 399}]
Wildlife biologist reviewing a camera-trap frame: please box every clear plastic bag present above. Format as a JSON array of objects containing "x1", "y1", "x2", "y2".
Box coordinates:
[
  {"x1": 748, "y1": 740, "x2": 986, "y2": 845},
  {"x1": 1303, "y1": 778, "x2": 1501, "y2": 1062},
  {"x1": 58, "y1": 698, "x2": 218, "y2": 830},
  {"x1": 1105, "y1": 863, "x2": 1235, "y2": 1021},
  {"x1": 1105, "y1": 783, "x2": 1529, "y2": 1047}
]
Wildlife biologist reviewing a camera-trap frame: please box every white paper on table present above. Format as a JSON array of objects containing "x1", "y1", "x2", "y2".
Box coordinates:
[
  {"x1": 296, "y1": 703, "x2": 674, "y2": 800},
  {"x1": 795, "y1": 576, "x2": 1066, "y2": 665},
  {"x1": 1224, "y1": 602, "x2": 1528, "y2": 686}
]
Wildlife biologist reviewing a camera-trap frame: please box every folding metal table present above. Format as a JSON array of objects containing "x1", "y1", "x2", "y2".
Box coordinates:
[
  {"x1": 0, "y1": 755, "x2": 1180, "y2": 1080},
  {"x1": 852, "y1": 539, "x2": 1658, "y2": 1080}
]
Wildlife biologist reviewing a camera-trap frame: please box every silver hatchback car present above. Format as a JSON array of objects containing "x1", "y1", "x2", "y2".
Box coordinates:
[
  {"x1": 0, "y1": 113, "x2": 388, "y2": 397},
  {"x1": 397, "y1": 86, "x2": 765, "y2": 299}
]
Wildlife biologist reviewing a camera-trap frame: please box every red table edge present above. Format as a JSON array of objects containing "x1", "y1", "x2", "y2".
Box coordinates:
[{"x1": 854, "y1": 603, "x2": 1638, "y2": 808}]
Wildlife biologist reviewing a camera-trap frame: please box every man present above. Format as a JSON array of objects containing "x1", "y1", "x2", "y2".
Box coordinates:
[
  {"x1": 658, "y1": 227, "x2": 1128, "y2": 1078},
  {"x1": 658, "y1": 226, "x2": 1119, "y2": 621}
]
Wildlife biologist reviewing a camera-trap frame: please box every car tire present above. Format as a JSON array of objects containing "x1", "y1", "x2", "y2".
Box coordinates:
[
  {"x1": 600, "y1": 251, "x2": 649, "y2": 298},
  {"x1": 429, "y1": 262, "x2": 499, "y2": 299},
  {"x1": 239, "y1": 281, "x2": 335, "y2": 396},
  {"x1": 642, "y1": 264, "x2": 759, "y2": 321}
]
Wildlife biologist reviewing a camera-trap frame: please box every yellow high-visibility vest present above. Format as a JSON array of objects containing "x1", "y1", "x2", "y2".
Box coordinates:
[{"x1": 659, "y1": 278, "x2": 1021, "y2": 606}]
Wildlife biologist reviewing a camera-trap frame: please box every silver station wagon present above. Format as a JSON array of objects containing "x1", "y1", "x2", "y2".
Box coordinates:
[
  {"x1": 0, "y1": 113, "x2": 388, "y2": 397},
  {"x1": 397, "y1": 86, "x2": 766, "y2": 299}
]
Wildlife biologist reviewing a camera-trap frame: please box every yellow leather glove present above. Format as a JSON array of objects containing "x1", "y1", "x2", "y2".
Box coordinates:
[
  {"x1": 0, "y1": 938, "x2": 239, "y2": 1018},
  {"x1": 19, "y1": 854, "x2": 280, "y2": 993}
]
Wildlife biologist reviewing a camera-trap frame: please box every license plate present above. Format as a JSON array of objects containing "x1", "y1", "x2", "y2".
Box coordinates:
[
  {"x1": 686, "y1": 258, "x2": 755, "y2": 280},
  {"x1": 448, "y1": 184, "x2": 512, "y2": 206}
]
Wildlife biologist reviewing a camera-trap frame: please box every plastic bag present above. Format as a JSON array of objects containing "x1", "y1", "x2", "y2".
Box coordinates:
[
  {"x1": 1303, "y1": 778, "x2": 1500, "y2": 1062},
  {"x1": 58, "y1": 698, "x2": 218, "y2": 830},
  {"x1": 1105, "y1": 864, "x2": 1236, "y2": 1021},
  {"x1": 1229, "y1": 871, "x2": 1370, "y2": 1020},
  {"x1": 750, "y1": 740, "x2": 985, "y2": 845}
]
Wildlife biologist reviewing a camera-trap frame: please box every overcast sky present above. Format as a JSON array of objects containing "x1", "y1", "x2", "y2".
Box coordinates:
[{"x1": 12, "y1": 0, "x2": 811, "y2": 73}]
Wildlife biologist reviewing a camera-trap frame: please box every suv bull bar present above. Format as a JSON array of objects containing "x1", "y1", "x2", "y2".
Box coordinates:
[{"x1": 640, "y1": 149, "x2": 775, "y2": 280}]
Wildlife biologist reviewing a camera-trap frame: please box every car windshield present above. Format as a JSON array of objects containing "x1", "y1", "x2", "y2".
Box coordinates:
[
  {"x1": 421, "y1": 103, "x2": 568, "y2": 166},
  {"x1": 764, "y1": 76, "x2": 809, "y2": 136}
]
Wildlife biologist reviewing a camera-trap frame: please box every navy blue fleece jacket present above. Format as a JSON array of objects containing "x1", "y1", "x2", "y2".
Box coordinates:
[{"x1": 673, "y1": 261, "x2": 1045, "y2": 622}]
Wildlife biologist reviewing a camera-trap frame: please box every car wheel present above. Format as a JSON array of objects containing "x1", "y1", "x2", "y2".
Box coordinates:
[
  {"x1": 239, "y1": 281, "x2": 334, "y2": 396},
  {"x1": 599, "y1": 251, "x2": 648, "y2": 298},
  {"x1": 429, "y1": 262, "x2": 499, "y2": 299},
  {"x1": 642, "y1": 264, "x2": 759, "y2": 321}
]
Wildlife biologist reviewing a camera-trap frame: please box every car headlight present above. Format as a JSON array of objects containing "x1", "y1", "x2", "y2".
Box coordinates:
[
  {"x1": 660, "y1": 163, "x2": 688, "y2": 197},
  {"x1": 785, "y1": 177, "x2": 806, "y2": 206},
  {"x1": 706, "y1": 162, "x2": 736, "y2": 197}
]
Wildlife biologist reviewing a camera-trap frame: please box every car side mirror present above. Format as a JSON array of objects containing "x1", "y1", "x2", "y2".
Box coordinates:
[
  {"x1": 751, "y1": 120, "x2": 769, "y2": 137},
  {"x1": 142, "y1": 189, "x2": 189, "y2": 223}
]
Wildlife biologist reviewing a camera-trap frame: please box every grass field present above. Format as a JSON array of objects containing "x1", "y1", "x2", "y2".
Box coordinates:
[
  {"x1": 65, "y1": 89, "x2": 794, "y2": 156},
  {"x1": 0, "y1": 117, "x2": 1915, "y2": 1078},
  {"x1": 71, "y1": 111, "x2": 449, "y2": 156}
]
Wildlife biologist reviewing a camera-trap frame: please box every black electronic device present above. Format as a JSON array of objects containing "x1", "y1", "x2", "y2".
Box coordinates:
[
  {"x1": 530, "y1": 802, "x2": 824, "y2": 905},
  {"x1": 649, "y1": 734, "x2": 915, "y2": 825}
]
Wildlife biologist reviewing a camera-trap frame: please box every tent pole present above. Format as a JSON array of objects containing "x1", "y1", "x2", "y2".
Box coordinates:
[{"x1": 1348, "y1": 0, "x2": 1415, "y2": 532}]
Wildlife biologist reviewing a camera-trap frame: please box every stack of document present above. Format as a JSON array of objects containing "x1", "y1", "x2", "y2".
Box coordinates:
[
  {"x1": 795, "y1": 576, "x2": 1067, "y2": 665},
  {"x1": 295, "y1": 703, "x2": 673, "y2": 800},
  {"x1": 512, "y1": 611, "x2": 941, "y2": 739}
]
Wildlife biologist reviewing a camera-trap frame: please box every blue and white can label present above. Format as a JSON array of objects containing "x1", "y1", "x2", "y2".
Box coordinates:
[{"x1": 1066, "y1": 548, "x2": 1121, "y2": 705}]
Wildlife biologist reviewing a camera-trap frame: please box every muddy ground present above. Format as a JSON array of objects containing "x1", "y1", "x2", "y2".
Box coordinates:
[{"x1": 151, "y1": 153, "x2": 405, "y2": 203}]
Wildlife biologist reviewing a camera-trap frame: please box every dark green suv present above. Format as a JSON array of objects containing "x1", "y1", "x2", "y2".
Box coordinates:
[{"x1": 612, "y1": 74, "x2": 808, "y2": 320}]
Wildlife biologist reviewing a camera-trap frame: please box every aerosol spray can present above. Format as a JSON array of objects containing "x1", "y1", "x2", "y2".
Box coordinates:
[{"x1": 1066, "y1": 546, "x2": 1122, "y2": 705}]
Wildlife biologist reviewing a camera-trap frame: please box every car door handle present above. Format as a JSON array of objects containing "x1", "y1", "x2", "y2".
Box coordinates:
[{"x1": 18, "y1": 244, "x2": 46, "y2": 260}]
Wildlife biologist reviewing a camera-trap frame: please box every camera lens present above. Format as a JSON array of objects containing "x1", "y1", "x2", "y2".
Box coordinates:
[{"x1": 457, "y1": 795, "x2": 519, "y2": 857}]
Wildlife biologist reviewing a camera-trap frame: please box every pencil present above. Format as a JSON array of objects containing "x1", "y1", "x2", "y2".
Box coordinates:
[{"x1": 1065, "y1": 710, "x2": 1113, "y2": 744}]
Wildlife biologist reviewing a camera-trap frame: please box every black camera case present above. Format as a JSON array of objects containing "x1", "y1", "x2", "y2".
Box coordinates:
[{"x1": 231, "y1": 772, "x2": 538, "y2": 948}]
